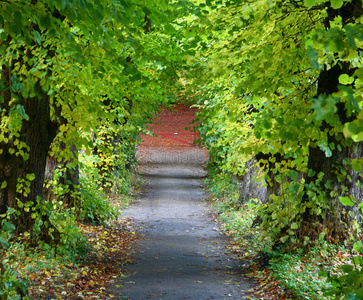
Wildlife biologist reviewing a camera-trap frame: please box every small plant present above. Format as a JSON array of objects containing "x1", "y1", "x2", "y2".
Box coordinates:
[
  {"x1": 75, "y1": 153, "x2": 119, "y2": 224},
  {"x1": 205, "y1": 171, "x2": 240, "y2": 210},
  {"x1": 75, "y1": 175, "x2": 117, "y2": 224}
]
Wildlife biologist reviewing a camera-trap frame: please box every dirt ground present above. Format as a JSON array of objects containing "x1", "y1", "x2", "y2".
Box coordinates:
[{"x1": 109, "y1": 105, "x2": 256, "y2": 299}]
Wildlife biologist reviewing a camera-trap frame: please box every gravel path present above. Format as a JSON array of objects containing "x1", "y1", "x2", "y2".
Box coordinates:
[{"x1": 112, "y1": 149, "x2": 255, "y2": 300}]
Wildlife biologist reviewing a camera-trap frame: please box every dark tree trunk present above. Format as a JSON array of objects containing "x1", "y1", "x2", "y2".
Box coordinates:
[
  {"x1": 0, "y1": 58, "x2": 58, "y2": 240},
  {"x1": 306, "y1": 67, "x2": 363, "y2": 235},
  {"x1": 305, "y1": 0, "x2": 363, "y2": 237}
]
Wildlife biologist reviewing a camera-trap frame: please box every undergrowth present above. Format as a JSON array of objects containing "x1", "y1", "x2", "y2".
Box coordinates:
[
  {"x1": 206, "y1": 171, "x2": 359, "y2": 300},
  {"x1": 0, "y1": 152, "x2": 142, "y2": 299}
]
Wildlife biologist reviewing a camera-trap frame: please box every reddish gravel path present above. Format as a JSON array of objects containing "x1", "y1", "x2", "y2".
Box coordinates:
[
  {"x1": 138, "y1": 105, "x2": 201, "y2": 150},
  {"x1": 137, "y1": 104, "x2": 208, "y2": 163}
]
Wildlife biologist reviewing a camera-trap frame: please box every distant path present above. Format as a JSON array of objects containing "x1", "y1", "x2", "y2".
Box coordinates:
[{"x1": 110, "y1": 106, "x2": 255, "y2": 299}]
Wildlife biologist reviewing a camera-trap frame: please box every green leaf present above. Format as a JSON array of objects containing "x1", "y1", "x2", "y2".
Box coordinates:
[
  {"x1": 290, "y1": 183, "x2": 300, "y2": 193},
  {"x1": 280, "y1": 235, "x2": 289, "y2": 243},
  {"x1": 39, "y1": 16, "x2": 51, "y2": 29},
  {"x1": 9, "y1": 22, "x2": 22, "y2": 35},
  {"x1": 347, "y1": 293, "x2": 363, "y2": 300},
  {"x1": 3, "y1": 221, "x2": 15, "y2": 232},
  {"x1": 331, "y1": 0, "x2": 344, "y2": 9},
  {"x1": 76, "y1": 0, "x2": 87, "y2": 10},
  {"x1": 59, "y1": 0, "x2": 69, "y2": 10},
  {"x1": 339, "y1": 74, "x2": 354, "y2": 85},
  {"x1": 11, "y1": 74, "x2": 22, "y2": 92},
  {"x1": 319, "y1": 270, "x2": 328, "y2": 277},
  {"x1": 308, "y1": 169, "x2": 316, "y2": 177},
  {"x1": 340, "y1": 264, "x2": 354, "y2": 272},
  {"x1": 348, "y1": 122, "x2": 360, "y2": 134},
  {"x1": 33, "y1": 30, "x2": 42, "y2": 45},
  {"x1": 26, "y1": 173, "x2": 36, "y2": 181},
  {"x1": 353, "y1": 241, "x2": 363, "y2": 253},
  {"x1": 288, "y1": 170, "x2": 299, "y2": 181},
  {"x1": 351, "y1": 159, "x2": 362, "y2": 172},
  {"x1": 304, "y1": 0, "x2": 317, "y2": 7},
  {"x1": 339, "y1": 196, "x2": 354, "y2": 206},
  {"x1": 0, "y1": 235, "x2": 9, "y2": 248},
  {"x1": 1, "y1": 181, "x2": 7, "y2": 189},
  {"x1": 291, "y1": 222, "x2": 299, "y2": 229},
  {"x1": 16, "y1": 104, "x2": 28, "y2": 119}
]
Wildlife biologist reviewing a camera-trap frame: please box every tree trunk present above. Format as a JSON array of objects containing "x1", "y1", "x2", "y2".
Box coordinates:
[
  {"x1": 0, "y1": 67, "x2": 58, "y2": 240},
  {"x1": 232, "y1": 158, "x2": 267, "y2": 204},
  {"x1": 305, "y1": 0, "x2": 363, "y2": 238},
  {"x1": 306, "y1": 66, "x2": 363, "y2": 237}
]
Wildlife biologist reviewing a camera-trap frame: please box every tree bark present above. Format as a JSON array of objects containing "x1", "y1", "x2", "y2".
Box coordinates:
[
  {"x1": 304, "y1": 0, "x2": 363, "y2": 237},
  {"x1": 0, "y1": 56, "x2": 58, "y2": 240}
]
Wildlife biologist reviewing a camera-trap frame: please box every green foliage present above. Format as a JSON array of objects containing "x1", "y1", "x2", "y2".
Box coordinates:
[
  {"x1": 269, "y1": 242, "x2": 339, "y2": 299},
  {"x1": 0, "y1": 217, "x2": 86, "y2": 300},
  {"x1": 0, "y1": 0, "x2": 200, "y2": 298},
  {"x1": 190, "y1": 2, "x2": 363, "y2": 295},
  {"x1": 205, "y1": 171, "x2": 239, "y2": 203},
  {"x1": 206, "y1": 171, "x2": 355, "y2": 299},
  {"x1": 0, "y1": 265, "x2": 28, "y2": 300},
  {"x1": 184, "y1": 0, "x2": 363, "y2": 249},
  {"x1": 321, "y1": 252, "x2": 363, "y2": 299},
  {"x1": 0, "y1": 0, "x2": 187, "y2": 230},
  {"x1": 76, "y1": 176, "x2": 117, "y2": 224},
  {"x1": 0, "y1": 221, "x2": 29, "y2": 300},
  {"x1": 320, "y1": 201, "x2": 363, "y2": 299},
  {"x1": 74, "y1": 150, "x2": 137, "y2": 223},
  {"x1": 49, "y1": 209, "x2": 89, "y2": 256}
]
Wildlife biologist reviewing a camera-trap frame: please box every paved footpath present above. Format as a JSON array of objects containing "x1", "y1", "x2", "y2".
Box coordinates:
[{"x1": 112, "y1": 149, "x2": 255, "y2": 300}]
